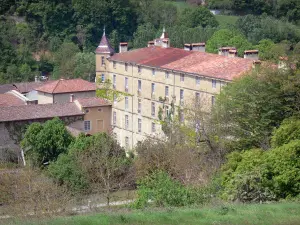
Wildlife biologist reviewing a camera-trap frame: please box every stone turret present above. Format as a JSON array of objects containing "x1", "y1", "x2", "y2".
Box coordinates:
[{"x1": 95, "y1": 28, "x2": 115, "y2": 56}]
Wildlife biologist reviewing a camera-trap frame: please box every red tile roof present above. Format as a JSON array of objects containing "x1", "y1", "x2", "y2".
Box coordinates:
[
  {"x1": 14, "y1": 81, "x2": 49, "y2": 93},
  {"x1": 95, "y1": 33, "x2": 115, "y2": 55},
  {"x1": 35, "y1": 79, "x2": 96, "y2": 94},
  {"x1": 110, "y1": 47, "x2": 254, "y2": 81},
  {"x1": 76, "y1": 97, "x2": 111, "y2": 108},
  {"x1": 0, "y1": 93, "x2": 26, "y2": 107},
  {"x1": 0, "y1": 103, "x2": 84, "y2": 122},
  {"x1": 0, "y1": 84, "x2": 17, "y2": 94}
]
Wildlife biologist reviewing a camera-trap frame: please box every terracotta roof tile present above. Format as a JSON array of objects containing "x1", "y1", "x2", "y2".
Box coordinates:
[
  {"x1": 14, "y1": 81, "x2": 49, "y2": 93},
  {"x1": 0, "y1": 93, "x2": 26, "y2": 107},
  {"x1": 110, "y1": 47, "x2": 254, "y2": 81},
  {"x1": 0, "y1": 103, "x2": 84, "y2": 122},
  {"x1": 76, "y1": 97, "x2": 111, "y2": 108},
  {"x1": 0, "y1": 84, "x2": 17, "y2": 94},
  {"x1": 35, "y1": 79, "x2": 96, "y2": 94}
]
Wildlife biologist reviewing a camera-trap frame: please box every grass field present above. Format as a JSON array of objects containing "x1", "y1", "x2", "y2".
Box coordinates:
[{"x1": 9, "y1": 202, "x2": 300, "y2": 225}]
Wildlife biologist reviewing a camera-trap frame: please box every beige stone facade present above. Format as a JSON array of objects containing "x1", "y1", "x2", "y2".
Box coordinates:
[
  {"x1": 37, "y1": 91, "x2": 96, "y2": 104},
  {"x1": 95, "y1": 30, "x2": 254, "y2": 149}
]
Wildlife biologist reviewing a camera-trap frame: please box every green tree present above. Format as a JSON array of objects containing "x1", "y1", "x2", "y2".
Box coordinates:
[
  {"x1": 73, "y1": 52, "x2": 95, "y2": 81},
  {"x1": 132, "y1": 23, "x2": 157, "y2": 49},
  {"x1": 180, "y1": 6, "x2": 218, "y2": 28},
  {"x1": 21, "y1": 118, "x2": 74, "y2": 167}
]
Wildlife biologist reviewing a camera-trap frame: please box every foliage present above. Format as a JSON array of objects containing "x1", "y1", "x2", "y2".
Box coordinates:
[
  {"x1": 49, "y1": 133, "x2": 134, "y2": 202},
  {"x1": 213, "y1": 68, "x2": 300, "y2": 151},
  {"x1": 221, "y1": 119, "x2": 300, "y2": 202},
  {"x1": 133, "y1": 170, "x2": 208, "y2": 208},
  {"x1": 180, "y1": 6, "x2": 218, "y2": 28},
  {"x1": 21, "y1": 118, "x2": 74, "y2": 167}
]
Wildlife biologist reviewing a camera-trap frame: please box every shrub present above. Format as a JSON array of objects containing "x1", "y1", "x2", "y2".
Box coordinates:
[{"x1": 133, "y1": 171, "x2": 209, "y2": 209}]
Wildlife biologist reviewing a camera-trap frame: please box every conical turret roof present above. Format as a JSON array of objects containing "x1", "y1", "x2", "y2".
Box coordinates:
[{"x1": 95, "y1": 28, "x2": 115, "y2": 55}]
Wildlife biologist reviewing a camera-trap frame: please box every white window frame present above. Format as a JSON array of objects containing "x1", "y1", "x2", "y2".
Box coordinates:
[
  {"x1": 151, "y1": 102, "x2": 155, "y2": 117},
  {"x1": 151, "y1": 122, "x2": 156, "y2": 133},
  {"x1": 113, "y1": 61, "x2": 116, "y2": 69},
  {"x1": 138, "y1": 99, "x2": 141, "y2": 113},
  {"x1": 125, "y1": 115, "x2": 129, "y2": 129},
  {"x1": 165, "y1": 71, "x2": 169, "y2": 79},
  {"x1": 125, "y1": 77, "x2": 128, "y2": 92},
  {"x1": 101, "y1": 74, "x2": 105, "y2": 83},
  {"x1": 125, "y1": 136, "x2": 129, "y2": 148},
  {"x1": 152, "y1": 68, "x2": 155, "y2": 76},
  {"x1": 84, "y1": 120, "x2": 91, "y2": 131},
  {"x1": 151, "y1": 83, "x2": 155, "y2": 93},
  {"x1": 180, "y1": 89, "x2": 184, "y2": 100},
  {"x1": 212, "y1": 79, "x2": 217, "y2": 88},
  {"x1": 138, "y1": 80, "x2": 142, "y2": 91},
  {"x1": 165, "y1": 86, "x2": 169, "y2": 97},
  {"x1": 196, "y1": 76, "x2": 200, "y2": 85},
  {"x1": 101, "y1": 56, "x2": 105, "y2": 66},
  {"x1": 125, "y1": 63, "x2": 128, "y2": 71},
  {"x1": 180, "y1": 74, "x2": 185, "y2": 82},
  {"x1": 113, "y1": 111, "x2": 116, "y2": 125},
  {"x1": 113, "y1": 74, "x2": 116, "y2": 85},
  {"x1": 125, "y1": 97, "x2": 129, "y2": 110},
  {"x1": 138, "y1": 118, "x2": 142, "y2": 133}
]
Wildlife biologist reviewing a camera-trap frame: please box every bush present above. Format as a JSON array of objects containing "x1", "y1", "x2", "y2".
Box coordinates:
[{"x1": 133, "y1": 171, "x2": 209, "y2": 208}]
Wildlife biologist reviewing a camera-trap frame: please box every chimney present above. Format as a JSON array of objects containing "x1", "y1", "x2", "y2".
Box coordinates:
[
  {"x1": 119, "y1": 42, "x2": 128, "y2": 53},
  {"x1": 148, "y1": 41, "x2": 155, "y2": 47},
  {"x1": 35, "y1": 75, "x2": 39, "y2": 82},
  {"x1": 162, "y1": 38, "x2": 170, "y2": 48},
  {"x1": 228, "y1": 49, "x2": 237, "y2": 58},
  {"x1": 192, "y1": 43, "x2": 205, "y2": 52},
  {"x1": 184, "y1": 44, "x2": 192, "y2": 51},
  {"x1": 219, "y1": 47, "x2": 236, "y2": 56},
  {"x1": 244, "y1": 50, "x2": 259, "y2": 60},
  {"x1": 70, "y1": 94, "x2": 74, "y2": 103}
]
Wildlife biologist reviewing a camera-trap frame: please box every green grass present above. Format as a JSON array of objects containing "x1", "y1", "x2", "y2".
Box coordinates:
[
  {"x1": 9, "y1": 202, "x2": 300, "y2": 225},
  {"x1": 215, "y1": 15, "x2": 239, "y2": 27}
]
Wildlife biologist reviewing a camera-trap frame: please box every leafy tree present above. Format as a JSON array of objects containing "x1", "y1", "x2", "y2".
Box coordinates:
[
  {"x1": 73, "y1": 52, "x2": 95, "y2": 81},
  {"x1": 132, "y1": 23, "x2": 157, "y2": 49},
  {"x1": 21, "y1": 118, "x2": 74, "y2": 167},
  {"x1": 180, "y1": 6, "x2": 219, "y2": 28}
]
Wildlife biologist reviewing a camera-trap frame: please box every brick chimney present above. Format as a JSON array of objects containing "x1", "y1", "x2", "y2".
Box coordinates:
[
  {"x1": 119, "y1": 42, "x2": 128, "y2": 53},
  {"x1": 162, "y1": 38, "x2": 170, "y2": 48},
  {"x1": 184, "y1": 44, "x2": 192, "y2": 51},
  {"x1": 219, "y1": 47, "x2": 236, "y2": 57},
  {"x1": 192, "y1": 43, "x2": 205, "y2": 52},
  {"x1": 228, "y1": 49, "x2": 237, "y2": 58},
  {"x1": 244, "y1": 50, "x2": 259, "y2": 60},
  {"x1": 148, "y1": 41, "x2": 155, "y2": 47},
  {"x1": 70, "y1": 94, "x2": 74, "y2": 103}
]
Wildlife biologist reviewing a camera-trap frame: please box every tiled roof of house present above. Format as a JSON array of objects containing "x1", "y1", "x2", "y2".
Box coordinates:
[
  {"x1": 95, "y1": 31, "x2": 115, "y2": 55},
  {"x1": 0, "y1": 103, "x2": 84, "y2": 122},
  {"x1": 35, "y1": 78, "x2": 96, "y2": 94},
  {"x1": 76, "y1": 97, "x2": 111, "y2": 108},
  {"x1": 0, "y1": 93, "x2": 26, "y2": 107},
  {"x1": 14, "y1": 81, "x2": 49, "y2": 93},
  {"x1": 110, "y1": 47, "x2": 254, "y2": 81},
  {"x1": 0, "y1": 84, "x2": 17, "y2": 94}
]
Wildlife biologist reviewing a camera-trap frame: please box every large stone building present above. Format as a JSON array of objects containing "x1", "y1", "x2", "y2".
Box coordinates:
[{"x1": 95, "y1": 29, "x2": 256, "y2": 149}]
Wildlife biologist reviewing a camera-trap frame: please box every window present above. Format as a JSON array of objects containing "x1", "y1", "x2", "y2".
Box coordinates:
[
  {"x1": 151, "y1": 83, "x2": 155, "y2": 94},
  {"x1": 113, "y1": 61, "x2": 116, "y2": 69},
  {"x1": 138, "y1": 99, "x2": 141, "y2": 113},
  {"x1": 138, "y1": 66, "x2": 141, "y2": 73},
  {"x1": 113, "y1": 94, "x2": 117, "y2": 104},
  {"x1": 165, "y1": 71, "x2": 169, "y2": 79},
  {"x1": 212, "y1": 79, "x2": 217, "y2": 88},
  {"x1": 84, "y1": 121, "x2": 91, "y2": 131},
  {"x1": 101, "y1": 74, "x2": 105, "y2": 82},
  {"x1": 180, "y1": 74, "x2": 185, "y2": 82},
  {"x1": 151, "y1": 122, "x2": 156, "y2": 133},
  {"x1": 113, "y1": 111, "x2": 116, "y2": 125},
  {"x1": 125, "y1": 137, "x2": 129, "y2": 148},
  {"x1": 180, "y1": 110, "x2": 184, "y2": 123},
  {"x1": 152, "y1": 69, "x2": 155, "y2": 76},
  {"x1": 85, "y1": 109, "x2": 89, "y2": 113},
  {"x1": 151, "y1": 102, "x2": 155, "y2": 117},
  {"x1": 125, "y1": 97, "x2": 129, "y2": 110},
  {"x1": 138, "y1": 80, "x2": 142, "y2": 91},
  {"x1": 212, "y1": 96, "x2": 215, "y2": 106},
  {"x1": 138, "y1": 118, "x2": 142, "y2": 133},
  {"x1": 180, "y1": 89, "x2": 184, "y2": 100},
  {"x1": 196, "y1": 76, "x2": 200, "y2": 85},
  {"x1": 101, "y1": 56, "x2": 105, "y2": 66},
  {"x1": 125, "y1": 115, "x2": 129, "y2": 129},
  {"x1": 125, "y1": 63, "x2": 128, "y2": 71},
  {"x1": 165, "y1": 86, "x2": 169, "y2": 97},
  {"x1": 165, "y1": 105, "x2": 169, "y2": 116},
  {"x1": 125, "y1": 77, "x2": 128, "y2": 92},
  {"x1": 195, "y1": 92, "x2": 200, "y2": 105},
  {"x1": 113, "y1": 74, "x2": 116, "y2": 86}
]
